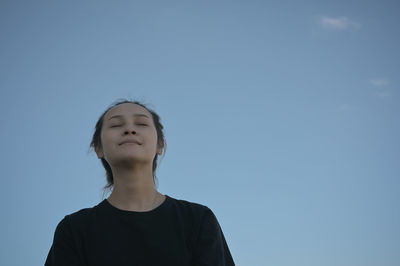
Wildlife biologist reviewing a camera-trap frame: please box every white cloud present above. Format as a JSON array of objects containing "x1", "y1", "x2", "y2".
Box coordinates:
[
  {"x1": 369, "y1": 78, "x2": 390, "y2": 99},
  {"x1": 376, "y1": 91, "x2": 390, "y2": 98},
  {"x1": 369, "y1": 78, "x2": 389, "y2": 87},
  {"x1": 320, "y1": 16, "x2": 361, "y2": 30}
]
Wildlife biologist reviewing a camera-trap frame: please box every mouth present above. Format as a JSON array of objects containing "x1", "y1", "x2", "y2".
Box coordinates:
[{"x1": 119, "y1": 140, "x2": 141, "y2": 145}]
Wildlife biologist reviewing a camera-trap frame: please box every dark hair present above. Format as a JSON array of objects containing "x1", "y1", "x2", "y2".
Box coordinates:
[{"x1": 89, "y1": 99, "x2": 166, "y2": 191}]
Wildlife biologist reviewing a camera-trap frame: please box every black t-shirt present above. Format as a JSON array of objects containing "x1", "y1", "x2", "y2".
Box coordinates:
[{"x1": 45, "y1": 195, "x2": 235, "y2": 266}]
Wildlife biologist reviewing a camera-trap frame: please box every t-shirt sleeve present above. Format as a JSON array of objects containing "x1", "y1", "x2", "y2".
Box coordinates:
[
  {"x1": 192, "y1": 208, "x2": 235, "y2": 266},
  {"x1": 45, "y1": 216, "x2": 83, "y2": 266}
]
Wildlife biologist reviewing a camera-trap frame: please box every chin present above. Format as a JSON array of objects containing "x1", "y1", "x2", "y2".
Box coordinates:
[{"x1": 112, "y1": 155, "x2": 152, "y2": 167}]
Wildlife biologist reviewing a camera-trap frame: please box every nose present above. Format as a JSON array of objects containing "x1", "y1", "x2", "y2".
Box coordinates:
[
  {"x1": 124, "y1": 129, "x2": 136, "y2": 135},
  {"x1": 123, "y1": 124, "x2": 137, "y2": 135}
]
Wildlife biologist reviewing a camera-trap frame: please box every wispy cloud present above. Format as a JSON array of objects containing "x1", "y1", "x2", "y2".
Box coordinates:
[
  {"x1": 320, "y1": 16, "x2": 361, "y2": 30},
  {"x1": 369, "y1": 78, "x2": 389, "y2": 87},
  {"x1": 376, "y1": 91, "x2": 390, "y2": 98},
  {"x1": 369, "y1": 78, "x2": 390, "y2": 98}
]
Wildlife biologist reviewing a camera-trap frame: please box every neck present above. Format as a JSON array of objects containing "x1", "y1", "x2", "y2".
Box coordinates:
[{"x1": 107, "y1": 165, "x2": 164, "y2": 212}]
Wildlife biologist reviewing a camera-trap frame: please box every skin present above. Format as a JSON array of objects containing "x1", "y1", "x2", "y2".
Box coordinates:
[{"x1": 95, "y1": 103, "x2": 165, "y2": 212}]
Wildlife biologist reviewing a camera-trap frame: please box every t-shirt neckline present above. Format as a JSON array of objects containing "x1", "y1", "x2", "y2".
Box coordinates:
[{"x1": 102, "y1": 194, "x2": 170, "y2": 216}]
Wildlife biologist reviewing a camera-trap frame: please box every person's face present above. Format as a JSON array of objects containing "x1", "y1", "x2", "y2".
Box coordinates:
[{"x1": 95, "y1": 103, "x2": 163, "y2": 169}]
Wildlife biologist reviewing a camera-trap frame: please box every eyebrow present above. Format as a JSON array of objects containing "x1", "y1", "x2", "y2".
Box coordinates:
[{"x1": 108, "y1": 114, "x2": 150, "y2": 120}]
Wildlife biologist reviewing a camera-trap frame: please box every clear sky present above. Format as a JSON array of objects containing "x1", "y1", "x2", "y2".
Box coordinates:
[{"x1": 1, "y1": 1, "x2": 399, "y2": 265}]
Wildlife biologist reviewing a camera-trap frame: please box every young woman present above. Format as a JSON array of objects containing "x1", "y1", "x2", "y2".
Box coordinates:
[{"x1": 45, "y1": 99, "x2": 235, "y2": 266}]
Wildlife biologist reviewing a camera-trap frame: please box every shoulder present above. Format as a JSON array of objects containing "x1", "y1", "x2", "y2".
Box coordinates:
[
  {"x1": 168, "y1": 197, "x2": 235, "y2": 264},
  {"x1": 55, "y1": 201, "x2": 104, "y2": 232},
  {"x1": 166, "y1": 196, "x2": 217, "y2": 225},
  {"x1": 167, "y1": 196, "x2": 211, "y2": 214},
  {"x1": 168, "y1": 196, "x2": 209, "y2": 211}
]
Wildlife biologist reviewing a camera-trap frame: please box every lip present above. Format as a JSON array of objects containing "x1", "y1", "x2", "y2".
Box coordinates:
[{"x1": 119, "y1": 139, "x2": 141, "y2": 145}]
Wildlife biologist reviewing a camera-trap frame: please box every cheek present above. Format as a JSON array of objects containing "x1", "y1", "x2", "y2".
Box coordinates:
[
  {"x1": 99, "y1": 132, "x2": 112, "y2": 152},
  {"x1": 152, "y1": 133, "x2": 159, "y2": 147}
]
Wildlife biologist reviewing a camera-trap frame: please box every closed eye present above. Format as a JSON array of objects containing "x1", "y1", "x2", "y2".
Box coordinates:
[{"x1": 110, "y1": 124, "x2": 147, "y2": 127}]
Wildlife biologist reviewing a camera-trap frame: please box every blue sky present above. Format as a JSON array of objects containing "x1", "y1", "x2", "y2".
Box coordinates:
[{"x1": 1, "y1": 1, "x2": 399, "y2": 265}]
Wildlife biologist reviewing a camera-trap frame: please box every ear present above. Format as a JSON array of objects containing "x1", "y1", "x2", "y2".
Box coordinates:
[
  {"x1": 95, "y1": 146, "x2": 104, "y2": 159},
  {"x1": 156, "y1": 140, "x2": 164, "y2": 155}
]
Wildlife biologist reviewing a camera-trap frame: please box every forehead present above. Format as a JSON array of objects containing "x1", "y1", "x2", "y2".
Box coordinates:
[{"x1": 104, "y1": 103, "x2": 152, "y2": 120}]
